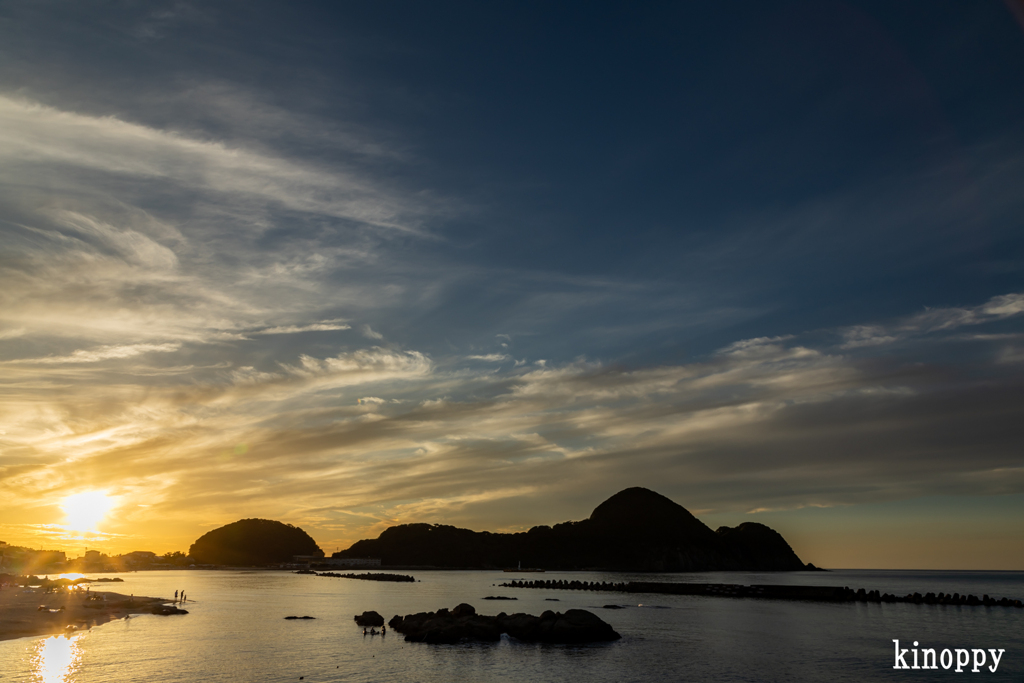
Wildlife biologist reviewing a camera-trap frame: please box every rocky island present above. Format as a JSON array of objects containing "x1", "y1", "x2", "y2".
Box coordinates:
[{"x1": 335, "y1": 487, "x2": 813, "y2": 571}]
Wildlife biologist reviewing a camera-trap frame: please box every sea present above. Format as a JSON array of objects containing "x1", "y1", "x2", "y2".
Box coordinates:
[{"x1": 1, "y1": 569, "x2": 1021, "y2": 682}]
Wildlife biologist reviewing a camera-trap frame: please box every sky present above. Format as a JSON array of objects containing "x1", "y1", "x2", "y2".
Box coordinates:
[{"x1": 1, "y1": 0, "x2": 1023, "y2": 569}]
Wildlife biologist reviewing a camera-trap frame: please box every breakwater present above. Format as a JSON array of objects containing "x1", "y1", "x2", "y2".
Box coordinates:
[
  {"x1": 500, "y1": 579, "x2": 1024, "y2": 607},
  {"x1": 316, "y1": 572, "x2": 415, "y2": 582}
]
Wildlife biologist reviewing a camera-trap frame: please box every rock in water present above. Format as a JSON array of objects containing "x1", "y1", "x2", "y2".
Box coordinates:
[
  {"x1": 543, "y1": 609, "x2": 621, "y2": 643},
  {"x1": 150, "y1": 605, "x2": 188, "y2": 615},
  {"x1": 388, "y1": 604, "x2": 620, "y2": 644},
  {"x1": 354, "y1": 610, "x2": 385, "y2": 626},
  {"x1": 451, "y1": 603, "x2": 476, "y2": 617}
]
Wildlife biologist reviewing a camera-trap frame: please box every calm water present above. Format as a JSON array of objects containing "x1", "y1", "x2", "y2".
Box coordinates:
[{"x1": 1, "y1": 569, "x2": 1021, "y2": 682}]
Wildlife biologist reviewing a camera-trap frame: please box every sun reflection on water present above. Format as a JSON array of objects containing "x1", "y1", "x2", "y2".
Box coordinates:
[{"x1": 32, "y1": 633, "x2": 82, "y2": 683}]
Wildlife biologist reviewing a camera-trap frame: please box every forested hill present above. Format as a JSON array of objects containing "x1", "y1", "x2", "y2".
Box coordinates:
[
  {"x1": 335, "y1": 488, "x2": 812, "y2": 571},
  {"x1": 189, "y1": 518, "x2": 323, "y2": 566}
]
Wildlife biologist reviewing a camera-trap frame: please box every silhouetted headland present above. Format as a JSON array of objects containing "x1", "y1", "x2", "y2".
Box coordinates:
[{"x1": 335, "y1": 487, "x2": 814, "y2": 571}]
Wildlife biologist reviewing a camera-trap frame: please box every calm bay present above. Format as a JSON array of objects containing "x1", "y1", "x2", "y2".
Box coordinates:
[{"x1": 2, "y1": 569, "x2": 1021, "y2": 682}]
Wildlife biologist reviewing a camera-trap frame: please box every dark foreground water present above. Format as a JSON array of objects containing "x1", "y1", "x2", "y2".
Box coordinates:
[{"x1": 1, "y1": 569, "x2": 1021, "y2": 682}]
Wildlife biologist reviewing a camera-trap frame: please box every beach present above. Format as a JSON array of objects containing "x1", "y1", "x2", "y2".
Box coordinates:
[{"x1": 0, "y1": 583, "x2": 182, "y2": 642}]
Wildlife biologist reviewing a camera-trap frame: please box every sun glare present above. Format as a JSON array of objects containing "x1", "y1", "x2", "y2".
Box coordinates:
[
  {"x1": 61, "y1": 491, "x2": 114, "y2": 532},
  {"x1": 33, "y1": 633, "x2": 82, "y2": 683}
]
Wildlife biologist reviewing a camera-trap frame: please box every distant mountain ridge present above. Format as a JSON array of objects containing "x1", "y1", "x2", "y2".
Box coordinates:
[{"x1": 335, "y1": 488, "x2": 812, "y2": 571}]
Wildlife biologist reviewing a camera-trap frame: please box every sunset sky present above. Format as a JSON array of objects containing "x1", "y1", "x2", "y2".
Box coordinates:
[{"x1": 1, "y1": 1, "x2": 1023, "y2": 569}]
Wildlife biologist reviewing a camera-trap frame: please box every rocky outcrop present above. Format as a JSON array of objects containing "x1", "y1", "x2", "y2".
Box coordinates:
[
  {"x1": 500, "y1": 609, "x2": 621, "y2": 644},
  {"x1": 149, "y1": 604, "x2": 188, "y2": 615},
  {"x1": 387, "y1": 603, "x2": 621, "y2": 644},
  {"x1": 354, "y1": 610, "x2": 385, "y2": 626}
]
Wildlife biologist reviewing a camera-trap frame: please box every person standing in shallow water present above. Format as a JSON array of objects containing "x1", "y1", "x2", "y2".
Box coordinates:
[{"x1": 174, "y1": 590, "x2": 178, "y2": 602}]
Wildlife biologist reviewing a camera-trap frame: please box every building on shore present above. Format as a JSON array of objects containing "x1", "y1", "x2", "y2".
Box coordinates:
[
  {"x1": 292, "y1": 555, "x2": 381, "y2": 568},
  {"x1": 0, "y1": 542, "x2": 67, "y2": 573}
]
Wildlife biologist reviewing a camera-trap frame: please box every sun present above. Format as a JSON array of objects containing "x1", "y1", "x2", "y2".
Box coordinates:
[{"x1": 61, "y1": 491, "x2": 115, "y2": 532}]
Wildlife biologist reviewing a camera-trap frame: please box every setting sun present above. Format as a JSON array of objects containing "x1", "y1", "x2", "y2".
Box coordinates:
[{"x1": 61, "y1": 491, "x2": 115, "y2": 532}]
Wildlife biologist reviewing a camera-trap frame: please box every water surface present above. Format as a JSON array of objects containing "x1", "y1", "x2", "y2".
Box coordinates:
[{"x1": 1, "y1": 569, "x2": 1020, "y2": 682}]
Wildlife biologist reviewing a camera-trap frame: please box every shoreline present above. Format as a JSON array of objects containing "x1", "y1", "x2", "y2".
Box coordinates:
[{"x1": 0, "y1": 584, "x2": 186, "y2": 642}]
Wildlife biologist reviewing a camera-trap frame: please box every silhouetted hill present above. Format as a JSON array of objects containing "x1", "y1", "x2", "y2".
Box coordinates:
[
  {"x1": 715, "y1": 522, "x2": 805, "y2": 571},
  {"x1": 189, "y1": 518, "x2": 323, "y2": 566},
  {"x1": 336, "y1": 488, "x2": 810, "y2": 571}
]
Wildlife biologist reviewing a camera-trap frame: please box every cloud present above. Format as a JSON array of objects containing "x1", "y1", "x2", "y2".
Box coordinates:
[
  {"x1": 45, "y1": 210, "x2": 180, "y2": 271},
  {"x1": 998, "y1": 346, "x2": 1024, "y2": 364},
  {"x1": 0, "y1": 94, "x2": 426, "y2": 234},
  {"x1": 840, "y1": 292, "x2": 1024, "y2": 348},
  {"x1": 360, "y1": 325, "x2": 384, "y2": 340},
  {"x1": 467, "y1": 354, "x2": 509, "y2": 362},
  {"x1": 282, "y1": 348, "x2": 431, "y2": 382},
  {"x1": 716, "y1": 336, "x2": 797, "y2": 357},
  {"x1": 0, "y1": 91, "x2": 455, "y2": 359},
  {"x1": 5, "y1": 343, "x2": 181, "y2": 364},
  {"x1": 255, "y1": 320, "x2": 351, "y2": 335}
]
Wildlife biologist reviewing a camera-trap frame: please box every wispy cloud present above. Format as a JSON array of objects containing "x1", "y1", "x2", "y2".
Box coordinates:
[
  {"x1": 255, "y1": 320, "x2": 351, "y2": 335},
  {"x1": 840, "y1": 292, "x2": 1024, "y2": 348},
  {"x1": 5, "y1": 342, "x2": 181, "y2": 364},
  {"x1": 280, "y1": 348, "x2": 431, "y2": 383},
  {"x1": 0, "y1": 94, "x2": 427, "y2": 234},
  {"x1": 0, "y1": 91, "x2": 452, "y2": 360}
]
